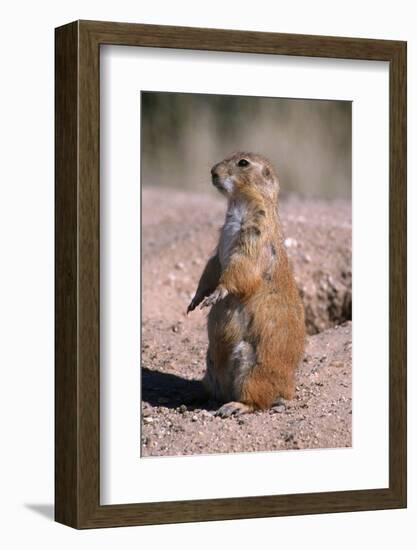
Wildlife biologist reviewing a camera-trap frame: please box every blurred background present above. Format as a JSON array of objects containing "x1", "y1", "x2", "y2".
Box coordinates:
[{"x1": 141, "y1": 91, "x2": 351, "y2": 199}]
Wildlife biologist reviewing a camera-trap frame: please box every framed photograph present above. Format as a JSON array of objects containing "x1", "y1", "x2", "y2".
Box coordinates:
[{"x1": 55, "y1": 20, "x2": 406, "y2": 528}]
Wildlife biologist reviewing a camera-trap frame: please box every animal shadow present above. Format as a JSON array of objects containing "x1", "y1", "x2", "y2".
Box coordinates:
[{"x1": 141, "y1": 367, "x2": 214, "y2": 410}]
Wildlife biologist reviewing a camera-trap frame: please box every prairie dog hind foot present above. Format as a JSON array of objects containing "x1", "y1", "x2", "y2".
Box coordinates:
[{"x1": 215, "y1": 401, "x2": 254, "y2": 418}]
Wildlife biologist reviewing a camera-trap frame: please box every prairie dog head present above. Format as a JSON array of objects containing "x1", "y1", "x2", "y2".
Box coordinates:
[{"x1": 211, "y1": 152, "x2": 279, "y2": 201}]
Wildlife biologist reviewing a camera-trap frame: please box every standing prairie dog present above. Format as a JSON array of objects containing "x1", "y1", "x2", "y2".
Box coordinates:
[{"x1": 187, "y1": 152, "x2": 305, "y2": 417}]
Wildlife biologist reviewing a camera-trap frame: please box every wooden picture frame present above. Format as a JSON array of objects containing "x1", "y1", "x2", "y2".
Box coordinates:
[{"x1": 55, "y1": 20, "x2": 407, "y2": 529}]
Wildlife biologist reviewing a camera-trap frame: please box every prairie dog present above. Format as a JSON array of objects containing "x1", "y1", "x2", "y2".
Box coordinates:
[{"x1": 188, "y1": 152, "x2": 305, "y2": 417}]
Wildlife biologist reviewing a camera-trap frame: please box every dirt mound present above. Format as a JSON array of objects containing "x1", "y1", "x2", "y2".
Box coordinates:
[{"x1": 281, "y1": 196, "x2": 352, "y2": 334}]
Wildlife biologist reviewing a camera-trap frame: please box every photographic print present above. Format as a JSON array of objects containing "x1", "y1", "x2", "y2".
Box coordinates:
[
  {"x1": 140, "y1": 91, "x2": 352, "y2": 457},
  {"x1": 55, "y1": 21, "x2": 406, "y2": 527}
]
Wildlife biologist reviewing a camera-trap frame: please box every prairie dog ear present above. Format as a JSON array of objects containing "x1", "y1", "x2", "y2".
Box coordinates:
[{"x1": 262, "y1": 165, "x2": 272, "y2": 180}]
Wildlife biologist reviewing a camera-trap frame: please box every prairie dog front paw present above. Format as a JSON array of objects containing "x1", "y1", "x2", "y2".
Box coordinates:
[{"x1": 200, "y1": 286, "x2": 229, "y2": 309}]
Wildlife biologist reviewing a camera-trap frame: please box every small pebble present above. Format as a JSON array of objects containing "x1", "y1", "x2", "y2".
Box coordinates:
[{"x1": 284, "y1": 237, "x2": 297, "y2": 248}]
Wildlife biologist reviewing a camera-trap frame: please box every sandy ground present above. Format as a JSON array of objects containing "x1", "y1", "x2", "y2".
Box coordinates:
[{"x1": 141, "y1": 187, "x2": 352, "y2": 457}]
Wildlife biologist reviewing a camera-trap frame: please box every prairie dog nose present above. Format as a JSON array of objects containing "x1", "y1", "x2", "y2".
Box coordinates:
[{"x1": 211, "y1": 163, "x2": 220, "y2": 178}]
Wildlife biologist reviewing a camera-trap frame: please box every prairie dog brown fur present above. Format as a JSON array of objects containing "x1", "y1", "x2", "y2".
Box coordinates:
[{"x1": 188, "y1": 152, "x2": 305, "y2": 417}]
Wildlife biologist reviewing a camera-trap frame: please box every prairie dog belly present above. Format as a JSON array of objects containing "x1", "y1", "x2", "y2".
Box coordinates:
[
  {"x1": 206, "y1": 295, "x2": 253, "y2": 402},
  {"x1": 218, "y1": 201, "x2": 246, "y2": 268}
]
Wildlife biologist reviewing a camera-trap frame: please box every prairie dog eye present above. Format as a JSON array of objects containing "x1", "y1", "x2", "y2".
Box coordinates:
[{"x1": 237, "y1": 159, "x2": 250, "y2": 167}]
